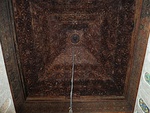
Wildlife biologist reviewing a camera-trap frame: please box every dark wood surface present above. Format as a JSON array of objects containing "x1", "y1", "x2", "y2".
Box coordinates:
[
  {"x1": 21, "y1": 100, "x2": 132, "y2": 113},
  {"x1": 1, "y1": 0, "x2": 150, "y2": 112},
  {"x1": 0, "y1": 0, "x2": 25, "y2": 112},
  {"x1": 127, "y1": 0, "x2": 150, "y2": 108},
  {"x1": 12, "y1": 0, "x2": 134, "y2": 97}
]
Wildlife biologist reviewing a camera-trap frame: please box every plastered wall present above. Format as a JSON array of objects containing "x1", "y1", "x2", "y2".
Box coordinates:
[
  {"x1": 134, "y1": 34, "x2": 150, "y2": 113},
  {"x1": 0, "y1": 44, "x2": 15, "y2": 113}
]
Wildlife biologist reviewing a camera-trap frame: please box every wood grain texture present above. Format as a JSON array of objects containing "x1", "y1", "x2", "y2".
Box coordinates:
[
  {"x1": 21, "y1": 100, "x2": 132, "y2": 113},
  {"x1": 0, "y1": 0, "x2": 25, "y2": 112},
  {"x1": 1, "y1": 0, "x2": 149, "y2": 112},
  {"x1": 127, "y1": 0, "x2": 150, "y2": 109},
  {"x1": 12, "y1": 0, "x2": 135, "y2": 97}
]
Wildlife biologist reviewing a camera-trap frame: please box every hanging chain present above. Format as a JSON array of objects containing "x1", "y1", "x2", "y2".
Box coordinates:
[{"x1": 69, "y1": 46, "x2": 75, "y2": 113}]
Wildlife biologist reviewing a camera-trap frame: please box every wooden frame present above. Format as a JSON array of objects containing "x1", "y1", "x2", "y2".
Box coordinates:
[{"x1": 0, "y1": 0, "x2": 150, "y2": 112}]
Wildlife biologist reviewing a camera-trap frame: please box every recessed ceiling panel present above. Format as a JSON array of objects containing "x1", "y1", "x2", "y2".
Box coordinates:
[{"x1": 12, "y1": 0, "x2": 135, "y2": 98}]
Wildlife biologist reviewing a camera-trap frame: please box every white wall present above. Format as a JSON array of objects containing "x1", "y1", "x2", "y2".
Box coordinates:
[
  {"x1": 134, "y1": 34, "x2": 150, "y2": 113},
  {"x1": 0, "y1": 44, "x2": 16, "y2": 113}
]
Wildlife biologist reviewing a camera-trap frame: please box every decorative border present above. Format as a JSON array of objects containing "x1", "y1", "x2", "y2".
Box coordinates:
[
  {"x1": 139, "y1": 98, "x2": 150, "y2": 113},
  {"x1": 0, "y1": 0, "x2": 25, "y2": 112},
  {"x1": 127, "y1": 0, "x2": 150, "y2": 109},
  {"x1": 144, "y1": 72, "x2": 150, "y2": 85},
  {"x1": 0, "y1": 0, "x2": 150, "y2": 112}
]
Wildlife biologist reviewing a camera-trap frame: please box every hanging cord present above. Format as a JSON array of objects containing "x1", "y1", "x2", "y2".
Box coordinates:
[{"x1": 69, "y1": 46, "x2": 75, "y2": 113}]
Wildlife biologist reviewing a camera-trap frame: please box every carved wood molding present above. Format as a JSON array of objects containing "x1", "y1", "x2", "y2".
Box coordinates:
[{"x1": 1, "y1": 0, "x2": 150, "y2": 112}]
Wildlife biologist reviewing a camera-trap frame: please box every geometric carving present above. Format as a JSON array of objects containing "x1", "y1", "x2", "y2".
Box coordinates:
[{"x1": 13, "y1": 0, "x2": 135, "y2": 97}]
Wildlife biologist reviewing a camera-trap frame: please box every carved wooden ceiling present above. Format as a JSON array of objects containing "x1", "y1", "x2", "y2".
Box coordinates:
[{"x1": 12, "y1": 0, "x2": 135, "y2": 98}]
